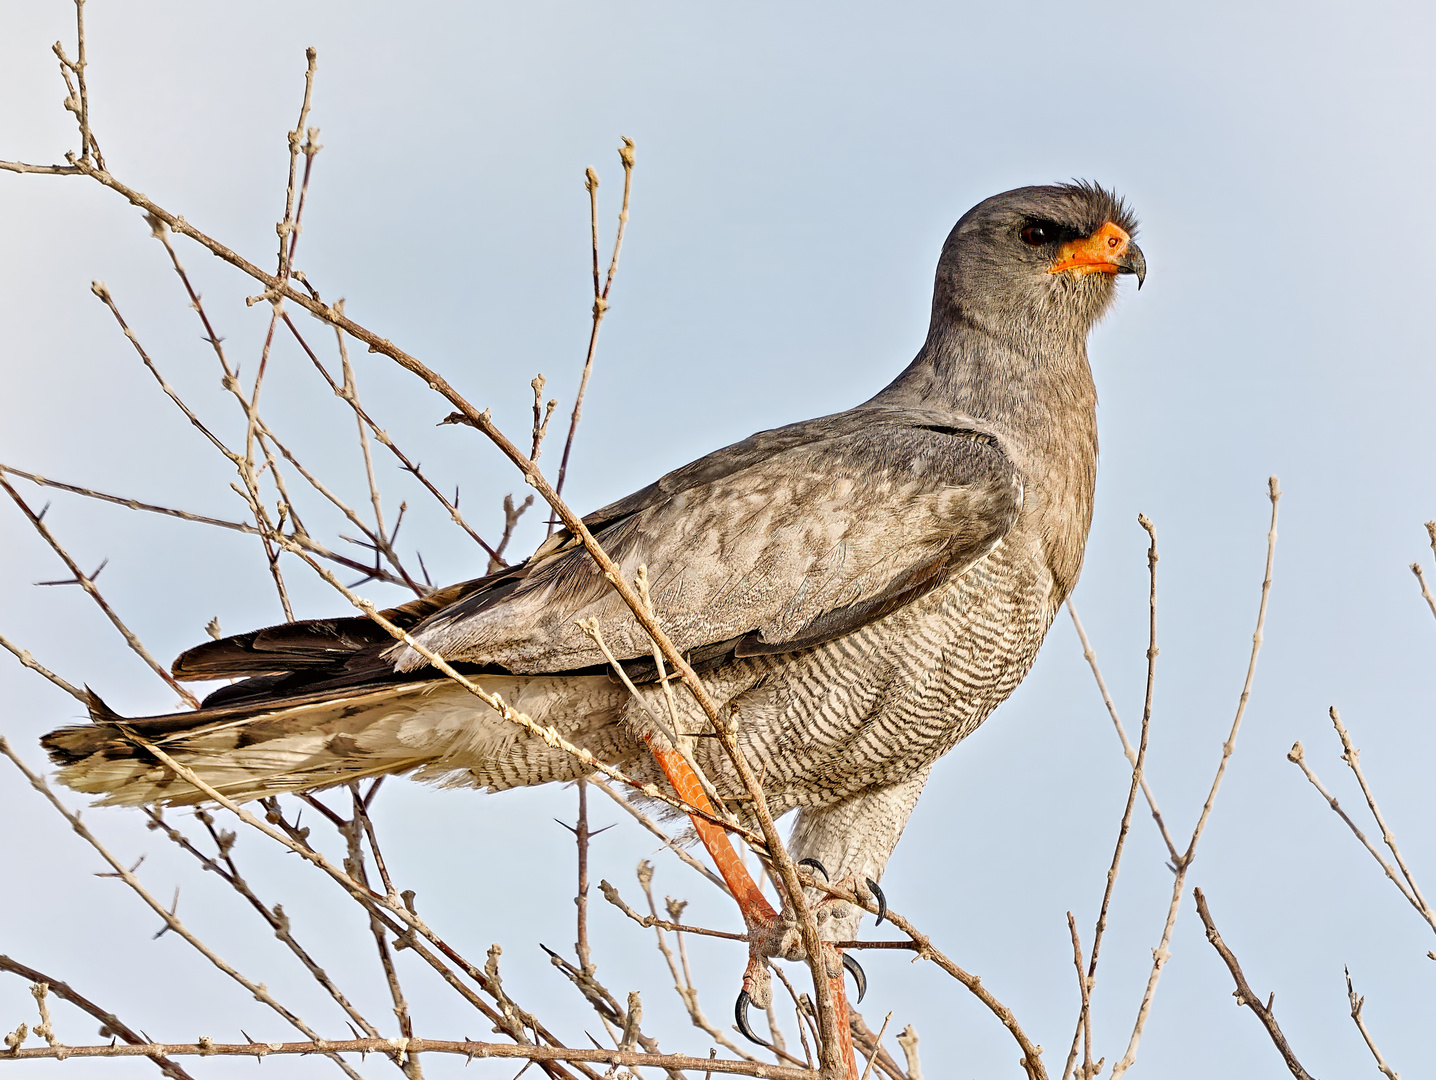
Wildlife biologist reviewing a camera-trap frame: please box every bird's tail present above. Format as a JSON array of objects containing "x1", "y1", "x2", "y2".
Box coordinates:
[{"x1": 41, "y1": 676, "x2": 567, "y2": 806}]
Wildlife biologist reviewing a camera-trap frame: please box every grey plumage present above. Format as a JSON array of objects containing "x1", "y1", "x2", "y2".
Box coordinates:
[{"x1": 44, "y1": 182, "x2": 1142, "y2": 933}]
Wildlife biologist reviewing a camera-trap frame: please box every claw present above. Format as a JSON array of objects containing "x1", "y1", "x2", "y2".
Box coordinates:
[
  {"x1": 735, "y1": 989, "x2": 763, "y2": 1045},
  {"x1": 841, "y1": 951, "x2": 867, "y2": 1004},
  {"x1": 798, "y1": 857, "x2": 830, "y2": 881},
  {"x1": 866, "y1": 877, "x2": 887, "y2": 926}
]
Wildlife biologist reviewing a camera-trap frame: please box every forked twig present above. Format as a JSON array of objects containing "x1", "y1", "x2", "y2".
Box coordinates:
[
  {"x1": 552, "y1": 138, "x2": 636, "y2": 514},
  {"x1": 1286, "y1": 741, "x2": 1433, "y2": 932}
]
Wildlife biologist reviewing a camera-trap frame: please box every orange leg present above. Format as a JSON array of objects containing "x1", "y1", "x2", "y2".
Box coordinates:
[{"x1": 643, "y1": 736, "x2": 858, "y2": 1077}]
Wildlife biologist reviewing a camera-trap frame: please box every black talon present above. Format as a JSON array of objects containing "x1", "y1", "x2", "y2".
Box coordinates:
[
  {"x1": 866, "y1": 877, "x2": 887, "y2": 926},
  {"x1": 798, "y1": 858, "x2": 829, "y2": 881},
  {"x1": 735, "y1": 989, "x2": 763, "y2": 1045},
  {"x1": 841, "y1": 951, "x2": 867, "y2": 1004}
]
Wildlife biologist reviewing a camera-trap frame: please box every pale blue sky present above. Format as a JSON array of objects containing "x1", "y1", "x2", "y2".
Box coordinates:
[{"x1": 3, "y1": 1, "x2": 1435, "y2": 1076}]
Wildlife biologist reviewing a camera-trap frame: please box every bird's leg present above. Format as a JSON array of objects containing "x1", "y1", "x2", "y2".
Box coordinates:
[{"x1": 642, "y1": 736, "x2": 859, "y2": 1077}]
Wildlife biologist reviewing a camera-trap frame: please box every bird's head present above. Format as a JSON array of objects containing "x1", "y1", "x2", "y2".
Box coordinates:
[{"x1": 932, "y1": 181, "x2": 1144, "y2": 349}]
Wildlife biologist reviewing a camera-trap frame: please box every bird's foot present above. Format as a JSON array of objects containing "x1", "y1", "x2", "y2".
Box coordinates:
[
  {"x1": 798, "y1": 858, "x2": 888, "y2": 930},
  {"x1": 733, "y1": 898, "x2": 868, "y2": 1047}
]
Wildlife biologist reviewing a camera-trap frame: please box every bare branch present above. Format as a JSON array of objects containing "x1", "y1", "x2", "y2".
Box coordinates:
[
  {"x1": 1345, "y1": 967, "x2": 1400, "y2": 1080},
  {"x1": 1328, "y1": 706, "x2": 1433, "y2": 925},
  {"x1": 552, "y1": 138, "x2": 636, "y2": 513},
  {"x1": 0, "y1": 630, "x2": 87, "y2": 703},
  {"x1": 1286, "y1": 741, "x2": 1432, "y2": 930},
  {"x1": 1193, "y1": 888, "x2": 1316, "y2": 1080}
]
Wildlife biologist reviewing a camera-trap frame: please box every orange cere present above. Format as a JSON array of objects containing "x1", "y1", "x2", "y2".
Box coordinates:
[{"x1": 1049, "y1": 221, "x2": 1133, "y2": 276}]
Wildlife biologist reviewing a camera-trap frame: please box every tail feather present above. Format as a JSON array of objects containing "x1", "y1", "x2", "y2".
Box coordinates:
[{"x1": 42, "y1": 674, "x2": 633, "y2": 806}]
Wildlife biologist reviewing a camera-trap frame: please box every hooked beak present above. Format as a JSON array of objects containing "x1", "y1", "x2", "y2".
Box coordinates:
[{"x1": 1050, "y1": 222, "x2": 1147, "y2": 289}]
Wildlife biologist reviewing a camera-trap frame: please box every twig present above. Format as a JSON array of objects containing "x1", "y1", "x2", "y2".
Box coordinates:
[
  {"x1": 590, "y1": 777, "x2": 729, "y2": 892},
  {"x1": 1065, "y1": 599, "x2": 1179, "y2": 862},
  {"x1": 1192, "y1": 888, "x2": 1316, "y2": 1080},
  {"x1": 276, "y1": 48, "x2": 319, "y2": 284},
  {"x1": 1065, "y1": 516, "x2": 1161, "y2": 1080},
  {"x1": 856, "y1": 1012, "x2": 892, "y2": 1080},
  {"x1": 552, "y1": 138, "x2": 635, "y2": 513},
  {"x1": 1328, "y1": 706, "x2": 1433, "y2": 925},
  {"x1": 285, "y1": 310, "x2": 504, "y2": 563},
  {"x1": 491, "y1": 492, "x2": 534, "y2": 573},
  {"x1": 848, "y1": 1011, "x2": 906, "y2": 1080},
  {"x1": 0, "y1": 631, "x2": 87, "y2": 703},
  {"x1": 574, "y1": 781, "x2": 595, "y2": 975},
  {"x1": 343, "y1": 787, "x2": 421, "y2": 1079},
  {"x1": 0, "y1": 474, "x2": 199, "y2": 707},
  {"x1": 631, "y1": 866, "x2": 774, "y2": 1065},
  {"x1": 531, "y1": 374, "x2": 557, "y2": 461},
  {"x1": 0, "y1": 955, "x2": 194, "y2": 1080},
  {"x1": 1109, "y1": 478, "x2": 1281, "y2": 1080},
  {"x1": 1286, "y1": 741, "x2": 1431, "y2": 929},
  {"x1": 143, "y1": 805, "x2": 399, "y2": 1066},
  {"x1": 1062, "y1": 915, "x2": 1092, "y2": 1080},
  {"x1": 1412, "y1": 521, "x2": 1436, "y2": 622},
  {"x1": 0, "y1": 462, "x2": 413, "y2": 587},
  {"x1": 1411, "y1": 563, "x2": 1436, "y2": 623},
  {"x1": 599, "y1": 879, "x2": 745, "y2": 942},
  {"x1": 1345, "y1": 967, "x2": 1400, "y2": 1080}
]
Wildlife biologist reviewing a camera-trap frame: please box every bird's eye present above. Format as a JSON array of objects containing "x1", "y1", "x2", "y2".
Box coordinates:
[{"x1": 1020, "y1": 224, "x2": 1052, "y2": 246}]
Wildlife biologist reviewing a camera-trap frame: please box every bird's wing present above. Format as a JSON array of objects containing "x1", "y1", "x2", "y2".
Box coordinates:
[{"x1": 396, "y1": 409, "x2": 1023, "y2": 675}]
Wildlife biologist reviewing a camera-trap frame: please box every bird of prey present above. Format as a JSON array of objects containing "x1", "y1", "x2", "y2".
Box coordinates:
[{"x1": 44, "y1": 181, "x2": 1143, "y2": 1059}]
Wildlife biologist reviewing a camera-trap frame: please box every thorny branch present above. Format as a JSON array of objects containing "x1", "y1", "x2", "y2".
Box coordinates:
[{"x1": 0, "y1": 1037, "x2": 815, "y2": 1077}]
